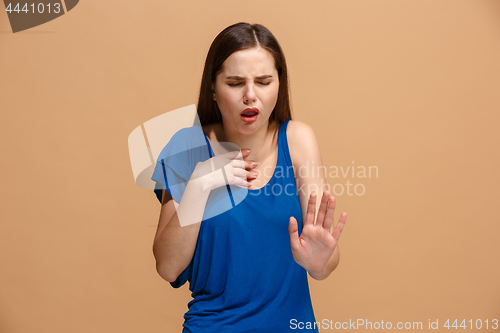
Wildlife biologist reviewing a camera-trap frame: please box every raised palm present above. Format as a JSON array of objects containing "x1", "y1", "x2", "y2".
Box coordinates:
[{"x1": 288, "y1": 190, "x2": 347, "y2": 275}]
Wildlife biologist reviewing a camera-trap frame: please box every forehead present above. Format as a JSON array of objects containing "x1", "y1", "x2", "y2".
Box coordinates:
[{"x1": 219, "y1": 47, "x2": 277, "y2": 76}]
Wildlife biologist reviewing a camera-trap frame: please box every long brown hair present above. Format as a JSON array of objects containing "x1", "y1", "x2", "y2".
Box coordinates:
[{"x1": 197, "y1": 22, "x2": 292, "y2": 126}]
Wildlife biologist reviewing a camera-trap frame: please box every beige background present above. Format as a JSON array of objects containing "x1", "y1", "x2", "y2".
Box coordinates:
[{"x1": 1, "y1": 0, "x2": 499, "y2": 332}]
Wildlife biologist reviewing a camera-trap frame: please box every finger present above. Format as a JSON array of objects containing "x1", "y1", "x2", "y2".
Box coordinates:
[
  {"x1": 229, "y1": 158, "x2": 246, "y2": 169},
  {"x1": 332, "y1": 212, "x2": 347, "y2": 241},
  {"x1": 322, "y1": 196, "x2": 336, "y2": 231},
  {"x1": 213, "y1": 155, "x2": 233, "y2": 171},
  {"x1": 315, "y1": 190, "x2": 330, "y2": 227},
  {"x1": 237, "y1": 149, "x2": 251, "y2": 160},
  {"x1": 224, "y1": 150, "x2": 241, "y2": 160},
  {"x1": 246, "y1": 170, "x2": 258, "y2": 180},
  {"x1": 228, "y1": 167, "x2": 248, "y2": 180},
  {"x1": 245, "y1": 160, "x2": 259, "y2": 171},
  {"x1": 304, "y1": 191, "x2": 317, "y2": 227},
  {"x1": 288, "y1": 216, "x2": 301, "y2": 251},
  {"x1": 230, "y1": 173, "x2": 253, "y2": 188},
  {"x1": 229, "y1": 167, "x2": 258, "y2": 181},
  {"x1": 225, "y1": 149, "x2": 247, "y2": 162},
  {"x1": 242, "y1": 148, "x2": 251, "y2": 157}
]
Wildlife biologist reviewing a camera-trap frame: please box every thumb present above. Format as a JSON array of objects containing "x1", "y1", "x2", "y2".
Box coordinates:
[{"x1": 289, "y1": 216, "x2": 300, "y2": 250}]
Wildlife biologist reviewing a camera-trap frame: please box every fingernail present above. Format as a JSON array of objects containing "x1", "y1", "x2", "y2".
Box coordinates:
[{"x1": 252, "y1": 162, "x2": 258, "y2": 167}]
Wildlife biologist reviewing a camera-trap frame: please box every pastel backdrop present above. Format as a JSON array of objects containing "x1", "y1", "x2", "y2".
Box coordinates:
[{"x1": 1, "y1": 0, "x2": 499, "y2": 332}]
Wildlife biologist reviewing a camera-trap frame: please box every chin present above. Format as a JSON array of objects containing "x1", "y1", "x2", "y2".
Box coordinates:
[
  {"x1": 238, "y1": 126, "x2": 258, "y2": 135},
  {"x1": 241, "y1": 118, "x2": 264, "y2": 127},
  {"x1": 225, "y1": 115, "x2": 268, "y2": 134}
]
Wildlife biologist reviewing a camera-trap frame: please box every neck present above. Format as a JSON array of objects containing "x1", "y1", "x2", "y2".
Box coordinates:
[{"x1": 219, "y1": 121, "x2": 276, "y2": 161}]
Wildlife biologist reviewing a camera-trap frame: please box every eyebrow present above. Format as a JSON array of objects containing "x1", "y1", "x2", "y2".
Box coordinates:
[{"x1": 226, "y1": 75, "x2": 273, "y2": 80}]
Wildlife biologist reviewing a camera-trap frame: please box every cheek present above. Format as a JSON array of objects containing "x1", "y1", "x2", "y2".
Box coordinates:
[
  {"x1": 215, "y1": 89, "x2": 240, "y2": 113},
  {"x1": 264, "y1": 86, "x2": 279, "y2": 104},
  {"x1": 218, "y1": 87, "x2": 238, "y2": 101}
]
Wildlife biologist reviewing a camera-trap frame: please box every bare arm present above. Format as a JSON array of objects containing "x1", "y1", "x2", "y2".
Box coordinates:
[
  {"x1": 152, "y1": 150, "x2": 257, "y2": 282},
  {"x1": 288, "y1": 120, "x2": 347, "y2": 280},
  {"x1": 153, "y1": 175, "x2": 211, "y2": 282}
]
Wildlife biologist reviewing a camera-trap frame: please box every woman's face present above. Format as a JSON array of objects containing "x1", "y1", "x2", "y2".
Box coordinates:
[{"x1": 213, "y1": 46, "x2": 279, "y2": 135}]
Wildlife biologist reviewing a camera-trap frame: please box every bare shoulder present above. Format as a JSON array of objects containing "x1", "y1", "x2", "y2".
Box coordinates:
[
  {"x1": 286, "y1": 120, "x2": 317, "y2": 152},
  {"x1": 287, "y1": 120, "x2": 320, "y2": 168},
  {"x1": 287, "y1": 120, "x2": 316, "y2": 142}
]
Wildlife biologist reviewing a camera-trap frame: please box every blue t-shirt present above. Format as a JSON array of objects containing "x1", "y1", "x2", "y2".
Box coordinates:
[{"x1": 151, "y1": 119, "x2": 318, "y2": 333}]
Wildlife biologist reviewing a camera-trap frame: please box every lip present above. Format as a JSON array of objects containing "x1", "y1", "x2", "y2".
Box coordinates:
[
  {"x1": 240, "y1": 107, "x2": 259, "y2": 123},
  {"x1": 241, "y1": 107, "x2": 260, "y2": 116}
]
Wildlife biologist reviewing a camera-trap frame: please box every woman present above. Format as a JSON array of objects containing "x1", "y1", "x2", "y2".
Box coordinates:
[{"x1": 152, "y1": 22, "x2": 347, "y2": 332}]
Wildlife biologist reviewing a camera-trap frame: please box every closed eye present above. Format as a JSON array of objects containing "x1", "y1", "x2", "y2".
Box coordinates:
[{"x1": 228, "y1": 82, "x2": 271, "y2": 87}]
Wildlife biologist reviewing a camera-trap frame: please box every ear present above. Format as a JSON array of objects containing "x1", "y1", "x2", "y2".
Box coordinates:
[{"x1": 212, "y1": 83, "x2": 216, "y2": 101}]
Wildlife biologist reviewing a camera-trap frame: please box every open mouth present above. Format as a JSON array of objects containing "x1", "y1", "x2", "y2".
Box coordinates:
[
  {"x1": 241, "y1": 108, "x2": 259, "y2": 117},
  {"x1": 241, "y1": 110, "x2": 259, "y2": 117},
  {"x1": 241, "y1": 108, "x2": 259, "y2": 122}
]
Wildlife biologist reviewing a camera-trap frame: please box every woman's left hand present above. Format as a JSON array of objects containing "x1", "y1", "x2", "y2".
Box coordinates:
[{"x1": 288, "y1": 190, "x2": 347, "y2": 275}]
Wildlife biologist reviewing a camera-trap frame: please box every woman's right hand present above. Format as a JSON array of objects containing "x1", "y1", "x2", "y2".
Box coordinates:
[{"x1": 191, "y1": 148, "x2": 259, "y2": 191}]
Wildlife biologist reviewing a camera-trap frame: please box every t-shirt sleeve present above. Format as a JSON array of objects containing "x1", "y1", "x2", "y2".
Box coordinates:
[
  {"x1": 151, "y1": 126, "x2": 210, "y2": 204},
  {"x1": 150, "y1": 126, "x2": 210, "y2": 288},
  {"x1": 152, "y1": 164, "x2": 172, "y2": 203}
]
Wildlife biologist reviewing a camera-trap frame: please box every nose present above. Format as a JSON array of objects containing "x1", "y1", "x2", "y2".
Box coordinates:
[{"x1": 243, "y1": 83, "x2": 257, "y2": 104}]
